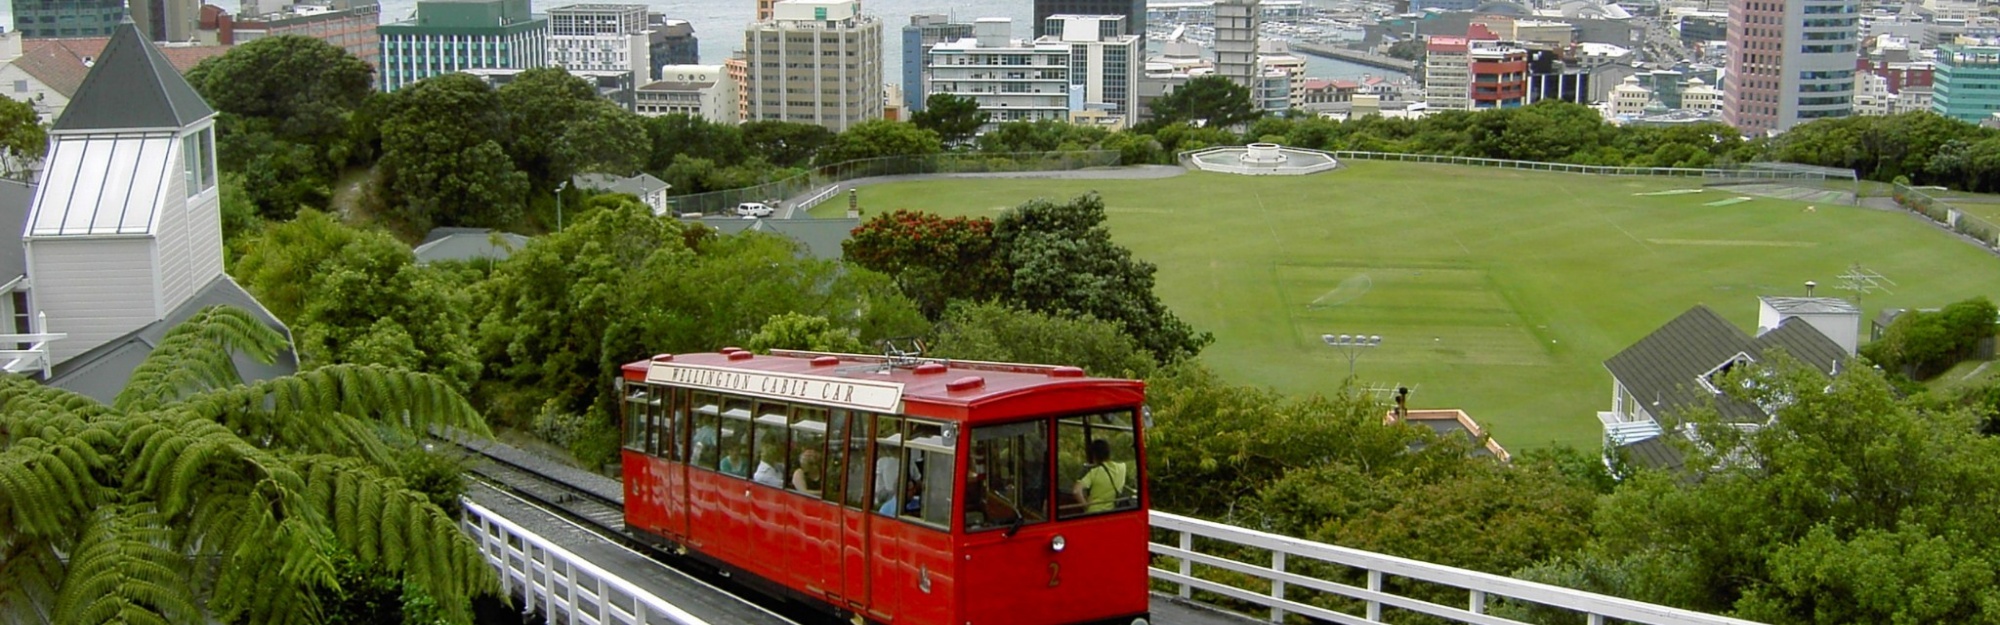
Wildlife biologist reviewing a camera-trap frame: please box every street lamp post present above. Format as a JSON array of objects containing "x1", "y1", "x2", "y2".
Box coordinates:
[
  {"x1": 555, "y1": 181, "x2": 569, "y2": 233},
  {"x1": 1322, "y1": 333, "x2": 1383, "y2": 378}
]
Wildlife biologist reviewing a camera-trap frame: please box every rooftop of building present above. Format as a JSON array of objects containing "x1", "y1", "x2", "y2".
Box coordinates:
[{"x1": 11, "y1": 34, "x2": 228, "y2": 101}]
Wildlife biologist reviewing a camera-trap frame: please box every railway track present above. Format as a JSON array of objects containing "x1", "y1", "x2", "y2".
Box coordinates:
[{"x1": 462, "y1": 447, "x2": 628, "y2": 532}]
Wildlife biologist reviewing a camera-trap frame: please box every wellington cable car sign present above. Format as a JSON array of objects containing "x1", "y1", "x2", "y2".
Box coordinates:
[{"x1": 647, "y1": 362, "x2": 905, "y2": 412}]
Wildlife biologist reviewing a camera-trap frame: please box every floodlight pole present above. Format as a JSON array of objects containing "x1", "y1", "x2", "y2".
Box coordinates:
[
  {"x1": 1322, "y1": 333, "x2": 1383, "y2": 378},
  {"x1": 555, "y1": 181, "x2": 569, "y2": 233}
]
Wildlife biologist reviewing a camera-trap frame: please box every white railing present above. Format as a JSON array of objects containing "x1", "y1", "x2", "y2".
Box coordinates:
[
  {"x1": 462, "y1": 499, "x2": 712, "y2": 625},
  {"x1": 0, "y1": 313, "x2": 65, "y2": 377},
  {"x1": 1150, "y1": 511, "x2": 1762, "y2": 625},
  {"x1": 1326, "y1": 151, "x2": 1850, "y2": 183}
]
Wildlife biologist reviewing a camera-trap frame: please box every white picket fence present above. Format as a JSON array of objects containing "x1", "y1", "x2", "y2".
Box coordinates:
[{"x1": 463, "y1": 499, "x2": 713, "y2": 625}]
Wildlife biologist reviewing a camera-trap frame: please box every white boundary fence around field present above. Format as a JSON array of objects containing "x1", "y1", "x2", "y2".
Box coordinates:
[
  {"x1": 464, "y1": 499, "x2": 712, "y2": 625},
  {"x1": 1152, "y1": 511, "x2": 1764, "y2": 625},
  {"x1": 1326, "y1": 151, "x2": 1850, "y2": 183}
]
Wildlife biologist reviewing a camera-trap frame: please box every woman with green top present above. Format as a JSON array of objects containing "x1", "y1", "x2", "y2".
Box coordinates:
[{"x1": 1072, "y1": 439, "x2": 1128, "y2": 514}]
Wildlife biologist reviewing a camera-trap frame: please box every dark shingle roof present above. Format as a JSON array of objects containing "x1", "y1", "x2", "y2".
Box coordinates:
[
  {"x1": 12, "y1": 36, "x2": 229, "y2": 99},
  {"x1": 413, "y1": 228, "x2": 532, "y2": 265},
  {"x1": 47, "y1": 274, "x2": 296, "y2": 403},
  {"x1": 1604, "y1": 305, "x2": 1846, "y2": 426},
  {"x1": 51, "y1": 22, "x2": 216, "y2": 132},
  {"x1": 1616, "y1": 436, "x2": 1685, "y2": 472}
]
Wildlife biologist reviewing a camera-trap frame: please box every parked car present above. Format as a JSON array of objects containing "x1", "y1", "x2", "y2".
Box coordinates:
[{"x1": 735, "y1": 202, "x2": 775, "y2": 218}]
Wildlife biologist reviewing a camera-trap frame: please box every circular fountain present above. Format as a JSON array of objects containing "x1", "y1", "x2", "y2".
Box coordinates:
[
  {"x1": 1184, "y1": 143, "x2": 1339, "y2": 176},
  {"x1": 1242, "y1": 143, "x2": 1288, "y2": 165}
]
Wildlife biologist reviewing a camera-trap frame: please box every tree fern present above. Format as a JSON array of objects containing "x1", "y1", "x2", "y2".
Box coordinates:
[
  {"x1": 51, "y1": 507, "x2": 199, "y2": 625},
  {"x1": 0, "y1": 305, "x2": 499, "y2": 625}
]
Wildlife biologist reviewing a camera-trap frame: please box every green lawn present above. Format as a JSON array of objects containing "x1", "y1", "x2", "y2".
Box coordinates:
[{"x1": 817, "y1": 162, "x2": 2000, "y2": 449}]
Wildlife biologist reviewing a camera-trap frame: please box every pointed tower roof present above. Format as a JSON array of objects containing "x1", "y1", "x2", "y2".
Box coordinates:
[{"x1": 50, "y1": 21, "x2": 214, "y2": 132}]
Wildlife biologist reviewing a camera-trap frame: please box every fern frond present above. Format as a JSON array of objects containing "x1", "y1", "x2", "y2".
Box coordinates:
[
  {"x1": 119, "y1": 413, "x2": 304, "y2": 520},
  {"x1": 0, "y1": 538, "x2": 63, "y2": 625},
  {"x1": 50, "y1": 507, "x2": 198, "y2": 625},
  {"x1": 116, "y1": 306, "x2": 288, "y2": 413},
  {"x1": 288, "y1": 455, "x2": 494, "y2": 623},
  {"x1": 178, "y1": 364, "x2": 489, "y2": 459},
  {"x1": 0, "y1": 434, "x2": 109, "y2": 540}
]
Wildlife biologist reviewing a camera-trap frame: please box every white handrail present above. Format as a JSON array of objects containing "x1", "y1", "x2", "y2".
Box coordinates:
[
  {"x1": 462, "y1": 499, "x2": 712, "y2": 625},
  {"x1": 1149, "y1": 511, "x2": 1763, "y2": 625}
]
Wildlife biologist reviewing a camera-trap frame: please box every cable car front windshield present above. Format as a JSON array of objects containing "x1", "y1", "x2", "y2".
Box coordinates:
[{"x1": 963, "y1": 419, "x2": 1050, "y2": 533}]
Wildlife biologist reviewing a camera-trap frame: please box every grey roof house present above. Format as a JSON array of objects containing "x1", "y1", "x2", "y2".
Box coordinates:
[
  {"x1": 0, "y1": 22, "x2": 294, "y2": 404},
  {"x1": 1598, "y1": 301, "x2": 1853, "y2": 471},
  {"x1": 696, "y1": 216, "x2": 860, "y2": 260},
  {"x1": 414, "y1": 227, "x2": 533, "y2": 266},
  {"x1": 573, "y1": 172, "x2": 671, "y2": 216}
]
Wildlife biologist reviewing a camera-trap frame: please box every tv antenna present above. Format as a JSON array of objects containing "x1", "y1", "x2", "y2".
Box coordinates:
[{"x1": 1833, "y1": 262, "x2": 1894, "y2": 304}]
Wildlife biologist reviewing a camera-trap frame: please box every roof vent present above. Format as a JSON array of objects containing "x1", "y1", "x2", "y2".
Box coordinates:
[
  {"x1": 810, "y1": 356, "x2": 841, "y2": 367},
  {"x1": 1049, "y1": 366, "x2": 1085, "y2": 378},
  {"x1": 720, "y1": 346, "x2": 745, "y2": 354},
  {"x1": 727, "y1": 351, "x2": 754, "y2": 361},
  {"x1": 651, "y1": 353, "x2": 674, "y2": 362},
  {"x1": 945, "y1": 376, "x2": 985, "y2": 391},
  {"x1": 913, "y1": 362, "x2": 948, "y2": 375}
]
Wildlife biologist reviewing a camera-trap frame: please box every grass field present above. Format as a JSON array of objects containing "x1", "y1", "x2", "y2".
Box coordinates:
[{"x1": 815, "y1": 161, "x2": 2000, "y2": 449}]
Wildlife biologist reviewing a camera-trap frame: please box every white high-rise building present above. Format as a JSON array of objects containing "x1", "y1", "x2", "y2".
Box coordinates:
[
  {"x1": 1041, "y1": 14, "x2": 1142, "y2": 125},
  {"x1": 548, "y1": 4, "x2": 652, "y2": 86},
  {"x1": 927, "y1": 19, "x2": 1072, "y2": 133},
  {"x1": 1214, "y1": 0, "x2": 1259, "y2": 90},
  {"x1": 744, "y1": 0, "x2": 883, "y2": 131},
  {"x1": 1257, "y1": 40, "x2": 1307, "y2": 110},
  {"x1": 1424, "y1": 35, "x2": 1471, "y2": 111}
]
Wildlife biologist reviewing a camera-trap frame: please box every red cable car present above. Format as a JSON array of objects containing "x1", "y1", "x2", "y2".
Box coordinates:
[{"x1": 618, "y1": 349, "x2": 1151, "y2": 625}]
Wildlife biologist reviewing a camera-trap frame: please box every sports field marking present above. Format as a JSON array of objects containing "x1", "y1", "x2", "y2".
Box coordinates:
[
  {"x1": 1646, "y1": 238, "x2": 1819, "y2": 248},
  {"x1": 1307, "y1": 274, "x2": 1373, "y2": 308},
  {"x1": 1634, "y1": 189, "x2": 1705, "y2": 196},
  {"x1": 1703, "y1": 197, "x2": 1756, "y2": 207}
]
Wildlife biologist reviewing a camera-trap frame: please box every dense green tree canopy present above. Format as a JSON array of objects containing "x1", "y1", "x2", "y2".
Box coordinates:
[
  {"x1": 993, "y1": 193, "x2": 1212, "y2": 362},
  {"x1": 1149, "y1": 75, "x2": 1261, "y2": 129},
  {"x1": 376, "y1": 74, "x2": 529, "y2": 230},
  {"x1": 929, "y1": 301, "x2": 1158, "y2": 378},
  {"x1": 842, "y1": 209, "x2": 1004, "y2": 318},
  {"x1": 0, "y1": 97, "x2": 45, "y2": 178},
  {"x1": 817, "y1": 119, "x2": 943, "y2": 164},
  {"x1": 740, "y1": 121, "x2": 835, "y2": 168},
  {"x1": 910, "y1": 94, "x2": 988, "y2": 147},
  {"x1": 645, "y1": 113, "x2": 749, "y2": 173},
  {"x1": 497, "y1": 68, "x2": 648, "y2": 191},
  {"x1": 232, "y1": 210, "x2": 481, "y2": 390},
  {"x1": 0, "y1": 307, "x2": 493, "y2": 625},
  {"x1": 184, "y1": 35, "x2": 375, "y2": 219}
]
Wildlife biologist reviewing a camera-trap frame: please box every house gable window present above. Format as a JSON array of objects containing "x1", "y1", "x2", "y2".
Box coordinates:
[{"x1": 1697, "y1": 352, "x2": 1755, "y2": 395}]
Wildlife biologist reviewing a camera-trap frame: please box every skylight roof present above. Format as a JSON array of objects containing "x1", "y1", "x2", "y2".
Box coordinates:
[{"x1": 29, "y1": 134, "x2": 174, "y2": 236}]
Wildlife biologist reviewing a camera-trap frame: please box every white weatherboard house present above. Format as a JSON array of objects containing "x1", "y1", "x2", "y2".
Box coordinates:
[{"x1": 0, "y1": 21, "x2": 293, "y2": 402}]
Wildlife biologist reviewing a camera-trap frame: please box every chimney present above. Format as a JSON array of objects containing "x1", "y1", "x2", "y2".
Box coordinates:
[{"x1": 1804, "y1": 280, "x2": 1817, "y2": 296}]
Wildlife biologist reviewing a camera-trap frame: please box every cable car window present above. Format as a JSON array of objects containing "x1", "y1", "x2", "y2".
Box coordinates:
[
  {"x1": 965, "y1": 419, "x2": 1050, "y2": 532},
  {"x1": 690, "y1": 392, "x2": 722, "y2": 470},
  {"x1": 660, "y1": 387, "x2": 685, "y2": 462},
  {"x1": 622, "y1": 385, "x2": 650, "y2": 452},
  {"x1": 1057, "y1": 410, "x2": 1140, "y2": 520},
  {"x1": 843, "y1": 411, "x2": 873, "y2": 508},
  {"x1": 717, "y1": 398, "x2": 754, "y2": 478},
  {"x1": 823, "y1": 409, "x2": 854, "y2": 505},
  {"x1": 750, "y1": 401, "x2": 790, "y2": 488},
  {"x1": 791, "y1": 406, "x2": 828, "y2": 496},
  {"x1": 872, "y1": 415, "x2": 905, "y2": 517},
  {"x1": 905, "y1": 420, "x2": 957, "y2": 529},
  {"x1": 646, "y1": 385, "x2": 666, "y2": 456}
]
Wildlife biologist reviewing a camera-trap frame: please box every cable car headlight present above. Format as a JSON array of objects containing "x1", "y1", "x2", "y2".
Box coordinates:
[{"x1": 1050, "y1": 535, "x2": 1066, "y2": 553}]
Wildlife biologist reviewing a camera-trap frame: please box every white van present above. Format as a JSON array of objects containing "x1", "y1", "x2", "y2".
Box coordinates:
[{"x1": 735, "y1": 202, "x2": 775, "y2": 218}]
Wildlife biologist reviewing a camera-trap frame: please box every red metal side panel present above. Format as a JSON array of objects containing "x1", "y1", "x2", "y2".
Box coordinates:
[
  {"x1": 959, "y1": 512, "x2": 1152, "y2": 625},
  {"x1": 686, "y1": 470, "x2": 747, "y2": 560},
  {"x1": 866, "y1": 520, "x2": 957, "y2": 624},
  {"x1": 623, "y1": 451, "x2": 692, "y2": 541}
]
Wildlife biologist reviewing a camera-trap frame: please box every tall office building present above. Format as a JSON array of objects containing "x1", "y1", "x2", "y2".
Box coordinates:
[
  {"x1": 1214, "y1": 0, "x2": 1259, "y2": 90},
  {"x1": 1043, "y1": 14, "x2": 1141, "y2": 124},
  {"x1": 548, "y1": 4, "x2": 650, "y2": 85},
  {"x1": 648, "y1": 14, "x2": 699, "y2": 80},
  {"x1": 1424, "y1": 36, "x2": 1471, "y2": 110},
  {"x1": 127, "y1": 0, "x2": 200, "y2": 41},
  {"x1": 202, "y1": 2, "x2": 382, "y2": 69},
  {"x1": 11, "y1": 0, "x2": 124, "y2": 37},
  {"x1": 1931, "y1": 44, "x2": 2000, "y2": 123},
  {"x1": 926, "y1": 19, "x2": 1071, "y2": 134},
  {"x1": 1032, "y1": 0, "x2": 1142, "y2": 38},
  {"x1": 1468, "y1": 39, "x2": 1528, "y2": 109},
  {"x1": 744, "y1": 0, "x2": 882, "y2": 131},
  {"x1": 378, "y1": 0, "x2": 547, "y2": 92},
  {"x1": 1722, "y1": 0, "x2": 1860, "y2": 134},
  {"x1": 902, "y1": 14, "x2": 974, "y2": 114}
]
